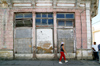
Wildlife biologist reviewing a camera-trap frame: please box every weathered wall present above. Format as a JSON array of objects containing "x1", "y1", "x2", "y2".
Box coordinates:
[
  {"x1": 75, "y1": 10, "x2": 87, "y2": 49},
  {"x1": 0, "y1": 7, "x2": 92, "y2": 59},
  {"x1": 76, "y1": 49, "x2": 92, "y2": 60},
  {"x1": 75, "y1": 1, "x2": 92, "y2": 59},
  {"x1": 0, "y1": 9, "x2": 3, "y2": 49},
  {"x1": 0, "y1": 51, "x2": 13, "y2": 59},
  {"x1": 4, "y1": 9, "x2": 13, "y2": 49},
  {"x1": 0, "y1": 9, "x2": 13, "y2": 59},
  {"x1": 15, "y1": 54, "x2": 33, "y2": 59}
]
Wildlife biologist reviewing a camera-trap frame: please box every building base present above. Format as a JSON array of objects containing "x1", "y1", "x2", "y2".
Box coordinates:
[
  {"x1": 0, "y1": 50, "x2": 13, "y2": 60},
  {"x1": 76, "y1": 49, "x2": 93, "y2": 60},
  {"x1": 0, "y1": 50, "x2": 93, "y2": 60}
]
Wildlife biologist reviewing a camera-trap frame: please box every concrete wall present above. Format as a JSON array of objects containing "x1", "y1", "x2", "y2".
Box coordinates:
[
  {"x1": 76, "y1": 49, "x2": 93, "y2": 60},
  {"x1": 0, "y1": 8, "x2": 14, "y2": 59},
  {"x1": 0, "y1": 51, "x2": 13, "y2": 59},
  {"x1": 0, "y1": 9, "x2": 13, "y2": 49}
]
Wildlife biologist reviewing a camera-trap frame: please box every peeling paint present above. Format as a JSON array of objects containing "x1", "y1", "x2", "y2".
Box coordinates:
[
  {"x1": 37, "y1": 46, "x2": 53, "y2": 53},
  {"x1": 37, "y1": 29, "x2": 53, "y2": 53}
]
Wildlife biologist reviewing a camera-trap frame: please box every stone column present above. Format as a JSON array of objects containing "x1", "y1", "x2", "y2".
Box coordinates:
[
  {"x1": 86, "y1": 1, "x2": 92, "y2": 59},
  {"x1": 32, "y1": 12, "x2": 36, "y2": 59},
  {"x1": 53, "y1": 12, "x2": 58, "y2": 59},
  {"x1": 86, "y1": 2, "x2": 91, "y2": 49}
]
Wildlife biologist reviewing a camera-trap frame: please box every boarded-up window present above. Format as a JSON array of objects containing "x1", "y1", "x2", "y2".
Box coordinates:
[
  {"x1": 14, "y1": 28, "x2": 32, "y2": 53},
  {"x1": 57, "y1": 13, "x2": 75, "y2": 53},
  {"x1": 57, "y1": 29, "x2": 74, "y2": 53},
  {"x1": 14, "y1": 13, "x2": 32, "y2": 54},
  {"x1": 15, "y1": 13, "x2": 32, "y2": 27}
]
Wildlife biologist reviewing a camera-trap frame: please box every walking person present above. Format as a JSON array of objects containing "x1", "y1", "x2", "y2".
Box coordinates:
[
  {"x1": 98, "y1": 44, "x2": 100, "y2": 63},
  {"x1": 59, "y1": 42, "x2": 68, "y2": 64},
  {"x1": 92, "y1": 42, "x2": 99, "y2": 60},
  {"x1": 98, "y1": 44, "x2": 100, "y2": 51}
]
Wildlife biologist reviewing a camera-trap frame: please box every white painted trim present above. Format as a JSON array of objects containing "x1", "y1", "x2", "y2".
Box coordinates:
[
  {"x1": 57, "y1": 4, "x2": 75, "y2": 7},
  {"x1": 14, "y1": 4, "x2": 31, "y2": 7},
  {"x1": 36, "y1": 4, "x2": 52, "y2": 6},
  {"x1": 80, "y1": 4, "x2": 85, "y2": 7},
  {"x1": 57, "y1": 1, "x2": 75, "y2": 3},
  {"x1": 36, "y1": 1, "x2": 53, "y2": 3}
]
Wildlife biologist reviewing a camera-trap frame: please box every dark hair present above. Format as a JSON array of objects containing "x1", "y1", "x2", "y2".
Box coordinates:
[
  {"x1": 61, "y1": 44, "x2": 64, "y2": 46},
  {"x1": 94, "y1": 42, "x2": 96, "y2": 44}
]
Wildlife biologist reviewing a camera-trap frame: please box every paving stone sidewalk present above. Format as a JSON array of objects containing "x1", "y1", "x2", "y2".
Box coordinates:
[{"x1": 0, "y1": 60, "x2": 100, "y2": 66}]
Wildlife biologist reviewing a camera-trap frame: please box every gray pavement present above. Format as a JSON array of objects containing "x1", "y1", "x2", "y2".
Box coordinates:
[{"x1": 0, "y1": 60, "x2": 100, "y2": 66}]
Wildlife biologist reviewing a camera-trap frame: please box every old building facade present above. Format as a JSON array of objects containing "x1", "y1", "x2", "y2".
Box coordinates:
[{"x1": 0, "y1": 0, "x2": 99, "y2": 59}]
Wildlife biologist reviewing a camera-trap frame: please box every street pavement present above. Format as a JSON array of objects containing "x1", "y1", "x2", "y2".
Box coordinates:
[{"x1": 0, "y1": 59, "x2": 100, "y2": 66}]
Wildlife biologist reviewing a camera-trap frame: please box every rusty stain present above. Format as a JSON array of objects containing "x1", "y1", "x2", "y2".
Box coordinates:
[
  {"x1": 1, "y1": 1, "x2": 8, "y2": 8},
  {"x1": 29, "y1": 45, "x2": 31, "y2": 47},
  {"x1": 37, "y1": 46, "x2": 53, "y2": 53},
  {"x1": 36, "y1": 25, "x2": 40, "y2": 27},
  {"x1": 43, "y1": 43, "x2": 51, "y2": 48},
  {"x1": 76, "y1": 51, "x2": 80, "y2": 55},
  {"x1": 36, "y1": 25, "x2": 49, "y2": 27},
  {"x1": 2, "y1": 1, "x2": 7, "y2": 4},
  {"x1": 37, "y1": 41, "x2": 53, "y2": 53},
  {"x1": 42, "y1": 26, "x2": 48, "y2": 27}
]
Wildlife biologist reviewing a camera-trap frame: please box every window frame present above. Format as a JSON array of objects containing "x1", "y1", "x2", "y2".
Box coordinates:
[
  {"x1": 15, "y1": 13, "x2": 32, "y2": 27},
  {"x1": 57, "y1": 13, "x2": 74, "y2": 19},
  {"x1": 57, "y1": 20, "x2": 74, "y2": 27},
  {"x1": 57, "y1": 13, "x2": 75, "y2": 27},
  {"x1": 36, "y1": 13, "x2": 53, "y2": 26}
]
